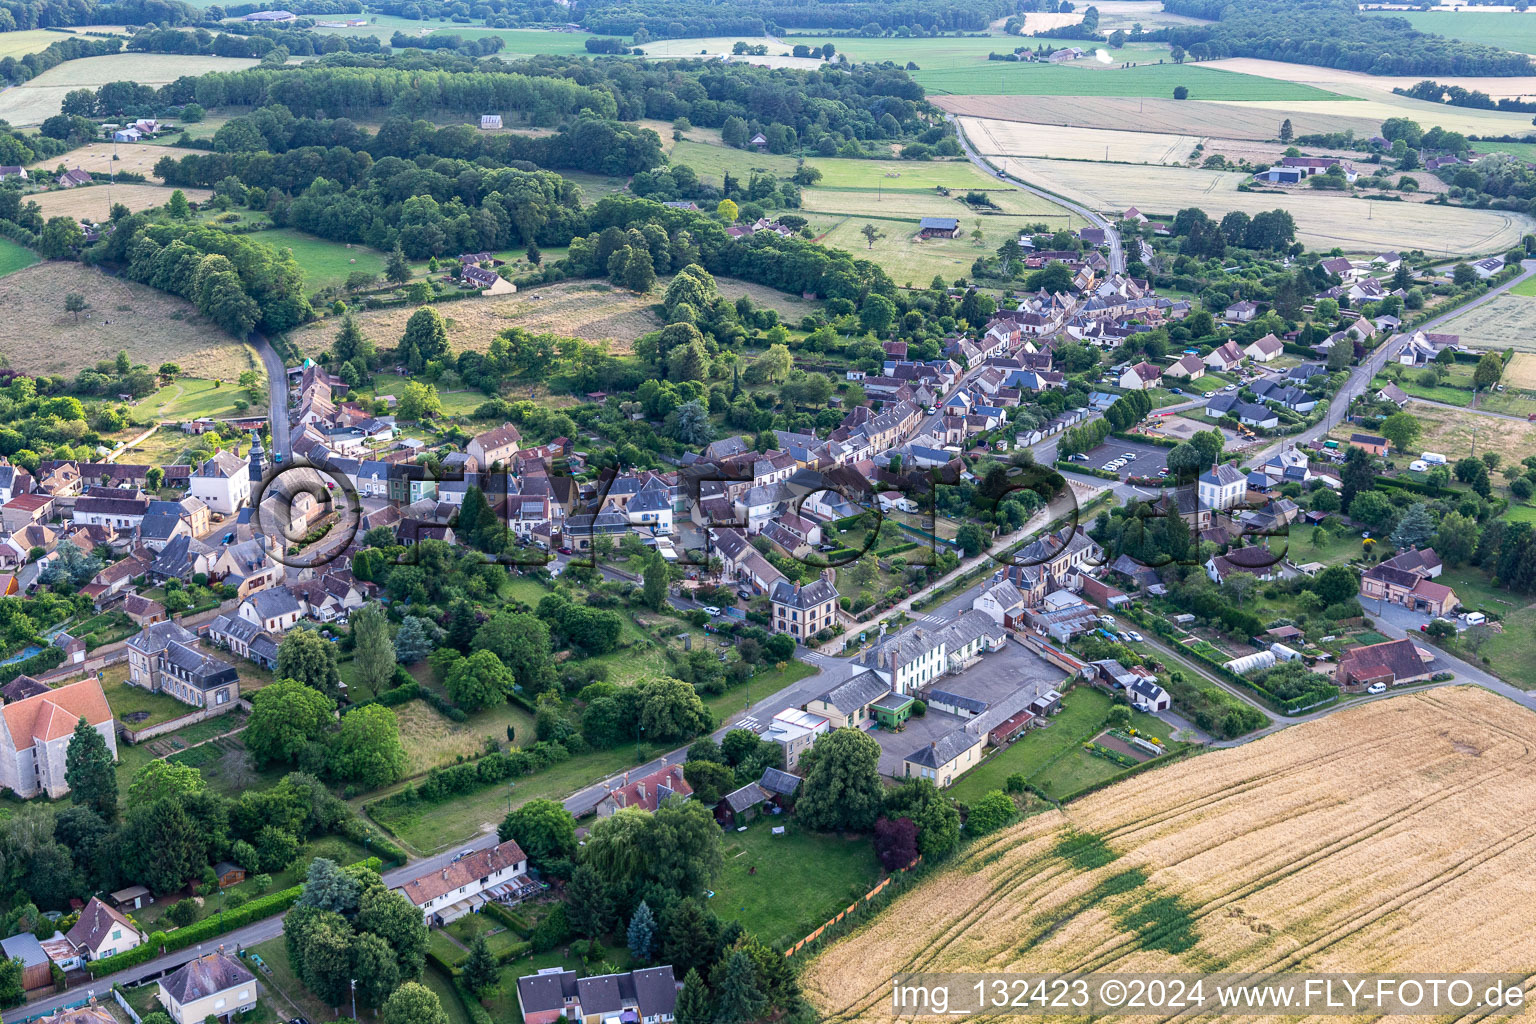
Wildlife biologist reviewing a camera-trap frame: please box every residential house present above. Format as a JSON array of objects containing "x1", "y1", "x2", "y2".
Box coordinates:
[
  {"x1": 125, "y1": 621, "x2": 240, "y2": 710},
  {"x1": 1251, "y1": 379, "x2": 1317, "y2": 413},
  {"x1": 1377, "y1": 383, "x2": 1410, "y2": 408},
  {"x1": 204, "y1": 614, "x2": 279, "y2": 671},
  {"x1": 188, "y1": 450, "x2": 251, "y2": 516},
  {"x1": 1118, "y1": 361, "x2": 1162, "y2": 391},
  {"x1": 65, "y1": 896, "x2": 142, "y2": 962},
  {"x1": 1205, "y1": 545, "x2": 1283, "y2": 584},
  {"x1": 972, "y1": 579, "x2": 1027, "y2": 628},
  {"x1": 1128, "y1": 677, "x2": 1171, "y2": 712},
  {"x1": 0, "y1": 678, "x2": 115, "y2": 799},
  {"x1": 2, "y1": 493, "x2": 54, "y2": 533},
  {"x1": 516, "y1": 966, "x2": 677, "y2": 1024},
  {"x1": 593, "y1": 765, "x2": 692, "y2": 817},
  {"x1": 237, "y1": 586, "x2": 304, "y2": 633},
  {"x1": 1163, "y1": 354, "x2": 1205, "y2": 381},
  {"x1": 156, "y1": 952, "x2": 257, "y2": 1024},
  {"x1": 1335, "y1": 637, "x2": 1434, "y2": 688},
  {"x1": 1225, "y1": 300, "x2": 1259, "y2": 322},
  {"x1": 1360, "y1": 548, "x2": 1456, "y2": 616},
  {"x1": 769, "y1": 571, "x2": 839, "y2": 640},
  {"x1": 1204, "y1": 340, "x2": 1244, "y2": 372},
  {"x1": 393, "y1": 838, "x2": 528, "y2": 926},
  {"x1": 72, "y1": 489, "x2": 148, "y2": 531},
  {"x1": 806, "y1": 670, "x2": 891, "y2": 729},
  {"x1": 1245, "y1": 333, "x2": 1284, "y2": 362},
  {"x1": 902, "y1": 729, "x2": 984, "y2": 788}
]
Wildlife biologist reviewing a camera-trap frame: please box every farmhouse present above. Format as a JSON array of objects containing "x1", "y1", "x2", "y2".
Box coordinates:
[
  {"x1": 1335, "y1": 637, "x2": 1433, "y2": 688},
  {"x1": 1360, "y1": 548, "x2": 1456, "y2": 616},
  {"x1": 918, "y1": 217, "x2": 960, "y2": 239},
  {"x1": 393, "y1": 838, "x2": 528, "y2": 926}
]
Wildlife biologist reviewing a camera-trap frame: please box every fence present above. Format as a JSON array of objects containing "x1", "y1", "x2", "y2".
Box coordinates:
[
  {"x1": 114, "y1": 987, "x2": 142, "y2": 1024},
  {"x1": 784, "y1": 856, "x2": 920, "y2": 957}
]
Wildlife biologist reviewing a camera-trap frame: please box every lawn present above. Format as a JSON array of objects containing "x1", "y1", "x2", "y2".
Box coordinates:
[
  {"x1": 908, "y1": 59, "x2": 1351, "y2": 99},
  {"x1": 946, "y1": 686, "x2": 1114, "y2": 806},
  {"x1": 247, "y1": 227, "x2": 390, "y2": 290},
  {"x1": 669, "y1": 139, "x2": 797, "y2": 187},
  {"x1": 102, "y1": 675, "x2": 193, "y2": 730},
  {"x1": 1478, "y1": 603, "x2": 1536, "y2": 690},
  {"x1": 424, "y1": 965, "x2": 472, "y2": 1024},
  {"x1": 392, "y1": 697, "x2": 539, "y2": 774},
  {"x1": 249, "y1": 937, "x2": 348, "y2": 1022},
  {"x1": 132, "y1": 376, "x2": 255, "y2": 421},
  {"x1": 0, "y1": 236, "x2": 36, "y2": 278},
  {"x1": 701, "y1": 657, "x2": 817, "y2": 724},
  {"x1": 1437, "y1": 563, "x2": 1525, "y2": 616},
  {"x1": 710, "y1": 819, "x2": 883, "y2": 950},
  {"x1": 1510, "y1": 274, "x2": 1536, "y2": 298}
]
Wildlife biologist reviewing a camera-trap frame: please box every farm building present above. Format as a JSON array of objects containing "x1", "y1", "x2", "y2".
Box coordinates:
[
  {"x1": 243, "y1": 9, "x2": 295, "y2": 19},
  {"x1": 1350, "y1": 433, "x2": 1390, "y2": 456},
  {"x1": 918, "y1": 217, "x2": 960, "y2": 239},
  {"x1": 1335, "y1": 638, "x2": 1433, "y2": 688},
  {"x1": 479, "y1": 114, "x2": 502, "y2": 130},
  {"x1": 903, "y1": 729, "x2": 985, "y2": 788},
  {"x1": 1253, "y1": 167, "x2": 1303, "y2": 184}
]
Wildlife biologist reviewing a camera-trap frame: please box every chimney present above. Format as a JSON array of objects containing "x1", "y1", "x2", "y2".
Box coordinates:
[
  {"x1": 637, "y1": 781, "x2": 646, "y2": 801},
  {"x1": 442, "y1": 868, "x2": 448, "y2": 880}
]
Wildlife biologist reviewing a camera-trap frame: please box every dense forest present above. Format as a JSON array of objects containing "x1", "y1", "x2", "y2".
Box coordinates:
[
  {"x1": 580, "y1": 0, "x2": 1015, "y2": 38},
  {"x1": 0, "y1": 0, "x2": 197, "y2": 30},
  {"x1": 1159, "y1": 0, "x2": 1533, "y2": 75},
  {"x1": 127, "y1": 23, "x2": 388, "y2": 57}
]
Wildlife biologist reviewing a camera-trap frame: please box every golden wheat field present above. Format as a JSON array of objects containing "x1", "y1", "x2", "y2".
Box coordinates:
[
  {"x1": 805, "y1": 687, "x2": 1536, "y2": 1024},
  {"x1": 1504, "y1": 352, "x2": 1536, "y2": 389},
  {"x1": 26, "y1": 183, "x2": 211, "y2": 220},
  {"x1": 28, "y1": 142, "x2": 206, "y2": 180}
]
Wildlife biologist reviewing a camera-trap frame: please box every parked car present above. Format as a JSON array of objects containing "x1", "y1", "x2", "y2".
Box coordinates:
[
  {"x1": 1366, "y1": 682, "x2": 1387, "y2": 695},
  {"x1": 1224, "y1": 384, "x2": 1237, "y2": 391},
  {"x1": 1117, "y1": 632, "x2": 1132, "y2": 643},
  {"x1": 1128, "y1": 630, "x2": 1145, "y2": 643},
  {"x1": 1098, "y1": 615, "x2": 1116, "y2": 625},
  {"x1": 703, "y1": 606, "x2": 722, "y2": 616},
  {"x1": 1169, "y1": 387, "x2": 1182, "y2": 395},
  {"x1": 1203, "y1": 391, "x2": 1216, "y2": 398}
]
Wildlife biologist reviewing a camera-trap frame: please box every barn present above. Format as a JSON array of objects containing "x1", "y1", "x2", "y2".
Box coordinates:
[{"x1": 918, "y1": 217, "x2": 960, "y2": 239}]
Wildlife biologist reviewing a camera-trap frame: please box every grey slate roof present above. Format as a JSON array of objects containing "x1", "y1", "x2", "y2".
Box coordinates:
[
  {"x1": 929, "y1": 689, "x2": 988, "y2": 715},
  {"x1": 160, "y1": 952, "x2": 254, "y2": 1003},
  {"x1": 758, "y1": 767, "x2": 802, "y2": 796},
  {"x1": 815, "y1": 669, "x2": 890, "y2": 714},
  {"x1": 905, "y1": 728, "x2": 979, "y2": 768}
]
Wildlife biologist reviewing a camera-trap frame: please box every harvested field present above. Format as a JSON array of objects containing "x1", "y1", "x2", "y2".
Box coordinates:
[
  {"x1": 26, "y1": 183, "x2": 210, "y2": 220},
  {"x1": 961, "y1": 117, "x2": 1202, "y2": 166},
  {"x1": 29, "y1": 142, "x2": 205, "y2": 180},
  {"x1": 0, "y1": 27, "x2": 126, "y2": 59},
  {"x1": 1211, "y1": 96, "x2": 1536, "y2": 139},
  {"x1": 969, "y1": 147, "x2": 1536, "y2": 254},
  {"x1": 805, "y1": 687, "x2": 1536, "y2": 1022},
  {"x1": 0, "y1": 262, "x2": 256, "y2": 380},
  {"x1": 932, "y1": 94, "x2": 1384, "y2": 140},
  {"x1": 1207, "y1": 56, "x2": 1536, "y2": 103},
  {"x1": 1093, "y1": 0, "x2": 1214, "y2": 30},
  {"x1": 800, "y1": 187, "x2": 1078, "y2": 224},
  {"x1": 296, "y1": 276, "x2": 816, "y2": 358},
  {"x1": 0, "y1": 53, "x2": 258, "y2": 126},
  {"x1": 1014, "y1": 10, "x2": 1085, "y2": 30},
  {"x1": 1438, "y1": 293, "x2": 1536, "y2": 351},
  {"x1": 1504, "y1": 352, "x2": 1536, "y2": 389}
]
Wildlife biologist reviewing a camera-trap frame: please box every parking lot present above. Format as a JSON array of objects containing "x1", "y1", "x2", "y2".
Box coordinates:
[{"x1": 1074, "y1": 439, "x2": 1170, "y2": 479}]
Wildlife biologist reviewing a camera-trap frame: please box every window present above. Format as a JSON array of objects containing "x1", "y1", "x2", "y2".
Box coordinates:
[{"x1": 214, "y1": 999, "x2": 227, "y2": 1010}]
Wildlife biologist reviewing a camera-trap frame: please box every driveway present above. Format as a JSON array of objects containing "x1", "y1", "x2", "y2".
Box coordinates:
[{"x1": 867, "y1": 708, "x2": 967, "y2": 778}]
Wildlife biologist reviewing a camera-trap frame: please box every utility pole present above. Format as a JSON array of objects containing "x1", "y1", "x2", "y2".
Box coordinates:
[{"x1": 350, "y1": 979, "x2": 357, "y2": 1020}]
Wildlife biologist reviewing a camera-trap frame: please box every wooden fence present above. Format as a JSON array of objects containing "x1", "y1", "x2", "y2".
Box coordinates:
[{"x1": 784, "y1": 856, "x2": 919, "y2": 957}]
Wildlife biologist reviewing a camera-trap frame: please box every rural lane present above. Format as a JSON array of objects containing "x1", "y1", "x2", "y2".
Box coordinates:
[
  {"x1": 951, "y1": 117, "x2": 1125, "y2": 274},
  {"x1": 251, "y1": 332, "x2": 291, "y2": 460}
]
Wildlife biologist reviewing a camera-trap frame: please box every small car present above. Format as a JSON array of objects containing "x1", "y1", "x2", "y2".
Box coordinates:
[
  {"x1": 1128, "y1": 630, "x2": 1145, "y2": 643},
  {"x1": 1366, "y1": 682, "x2": 1388, "y2": 695},
  {"x1": 703, "y1": 606, "x2": 722, "y2": 616},
  {"x1": 1169, "y1": 387, "x2": 1182, "y2": 395},
  {"x1": 1203, "y1": 391, "x2": 1216, "y2": 398},
  {"x1": 1224, "y1": 384, "x2": 1237, "y2": 391},
  {"x1": 1117, "y1": 631, "x2": 1132, "y2": 643}
]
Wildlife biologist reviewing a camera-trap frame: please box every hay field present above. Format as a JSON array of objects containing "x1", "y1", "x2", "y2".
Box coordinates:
[
  {"x1": 1014, "y1": 11, "x2": 1085, "y2": 30},
  {"x1": 1212, "y1": 96, "x2": 1536, "y2": 139},
  {"x1": 296, "y1": 276, "x2": 816, "y2": 359},
  {"x1": 1094, "y1": 0, "x2": 1215, "y2": 30},
  {"x1": 1505, "y1": 352, "x2": 1536, "y2": 389},
  {"x1": 1349, "y1": 402, "x2": 1536, "y2": 465},
  {"x1": 1438, "y1": 294, "x2": 1536, "y2": 351},
  {"x1": 0, "y1": 53, "x2": 259, "y2": 126},
  {"x1": 932, "y1": 94, "x2": 1384, "y2": 140},
  {"x1": 805, "y1": 687, "x2": 1536, "y2": 1023},
  {"x1": 29, "y1": 142, "x2": 204, "y2": 180},
  {"x1": 961, "y1": 116, "x2": 1202, "y2": 165},
  {"x1": 0, "y1": 262, "x2": 255, "y2": 379},
  {"x1": 974, "y1": 150, "x2": 1535, "y2": 254},
  {"x1": 1366, "y1": 9, "x2": 1536, "y2": 54},
  {"x1": 0, "y1": 28, "x2": 124, "y2": 59},
  {"x1": 26, "y1": 183, "x2": 211, "y2": 220}
]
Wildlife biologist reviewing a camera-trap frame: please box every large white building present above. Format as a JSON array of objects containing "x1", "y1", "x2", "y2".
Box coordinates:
[
  {"x1": 0, "y1": 678, "x2": 117, "y2": 798},
  {"x1": 1198, "y1": 463, "x2": 1248, "y2": 512},
  {"x1": 188, "y1": 449, "x2": 250, "y2": 516}
]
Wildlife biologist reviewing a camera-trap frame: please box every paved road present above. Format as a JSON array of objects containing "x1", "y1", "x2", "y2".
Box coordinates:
[
  {"x1": 1243, "y1": 259, "x2": 1536, "y2": 472},
  {"x1": 952, "y1": 117, "x2": 1125, "y2": 274},
  {"x1": 252, "y1": 332, "x2": 290, "y2": 460}
]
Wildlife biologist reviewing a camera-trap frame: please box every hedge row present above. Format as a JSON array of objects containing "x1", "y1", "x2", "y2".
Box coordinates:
[
  {"x1": 1376, "y1": 475, "x2": 1456, "y2": 499},
  {"x1": 0, "y1": 644, "x2": 65, "y2": 686},
  {"x1": 874, "y1": 541, "x2": 919, "y2": 557},
  {"x1": 88, "y1": 885, "x2": 304, "y2": 976},
  {"x1": 1109, "y1": 430, "x2": 1180, "y2": 450},
  {"x1": 1056, "y1": 460, "x2": 1118, "y2": 480}
]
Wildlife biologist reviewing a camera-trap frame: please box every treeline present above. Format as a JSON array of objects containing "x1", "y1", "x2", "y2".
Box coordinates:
[
  {"x1": 388, "y1": 30, "x2": 505, "y2": 55},
  {"x1": 1158, "y1": 0, "x2": 1534, "y2": 75},
  {"x1": 212, "y1": 0, "x2": 362, "y2": 15},
  {"x1": 580, "y1": 0, "x2": 1013, "y2": 38},
  {"x1": 1395, "y1": 79, "x2": 1536, "y2": 113},
  {"x1": 0, "y1": 0, "x2": 197, "y2": 31},
  {"x1": 127, "y1": 24, "x2": 386, "y2": 57},
  {"x1": 0, "y1": 32, "x2": 120, "y2": 84},
  {"x1": 115, "y1": 219, "x2": 312, "y2": 336}
]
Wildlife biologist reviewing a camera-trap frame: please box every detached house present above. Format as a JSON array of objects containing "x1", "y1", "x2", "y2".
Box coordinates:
[
  {"x1": 1360, "y1": 548, "x2": 1456, "y2": 616},
  {"x1": 156, "y1": 952, "x2": 257, "y2": 1024},
  {"x1": 769, "y1": 571, "x2": 839, "y2": 640},
  {"x1": 1204, "y1": 340, "x2": 1244, "y2": 372},
  {"x1": 65, "y1": 896, "x2": 143, "y2": 962},
  {"x1": 1163, "y1": 353, "x2": 1205, "y2": 381},
  {"x1": 393, "y1": 838, "x2": 528, "y2": 926},
  {"x1": 516, "y1": 966, "x2": 677, "y2": 1024},
  {"x1": 1245, "y1": 333, "x2": 1284, "y2": 362},
  {"x1": 125, "y1": 621, "x2": 240, "y2": 710},
  {"x1": 1118, "y1": 361, "x2": 1162, "y2": 391}
]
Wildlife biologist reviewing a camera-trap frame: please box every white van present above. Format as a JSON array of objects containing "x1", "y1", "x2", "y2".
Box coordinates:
[
  {"x1": 1464, "y1": 612, "x2": 1487, "y2": 626},
  {"x1": 1421, "y1": 452, "x2": 1448, "y2": 465}
]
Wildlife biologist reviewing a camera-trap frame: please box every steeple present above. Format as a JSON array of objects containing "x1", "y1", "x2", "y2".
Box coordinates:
[{"x1": 248, "y1": 430, "x2": 265, "y2": 484}]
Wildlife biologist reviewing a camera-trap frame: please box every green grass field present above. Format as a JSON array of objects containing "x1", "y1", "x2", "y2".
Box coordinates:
[
  {"x1": 0, "y1": 236, "x2": 37, "y2": 278},
  {"x1": 132, "y1": 375, "x2": 253, "y2": 421},
  {"x1": 910, "y1": 60, "x2": 1353, "y2": 99},
  {"x1": 710, "y1": 820, "x2": 883, "y2": 950},
  {"x1": 1474, "y1": 139, "x2": 1536, "y2": 162},
  {"x1": 805, "y1": 156, "x2": 1004, "y2": 191},
  {"x1": 248, "y1": 227, "x2": 389, "y2": 290},
  {"x1": 1510, "y1": 274, "x2": 1536, "y2": 297},
  {"x1": 670, "y1": 139, "x2": 797, "y2": 186},
  {"x1": 1364, "y1": 9, "x2": 1536, "y2": 55},
  {"x1": 309, "y1": 15, "x2": 594, "y2": 54}
]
